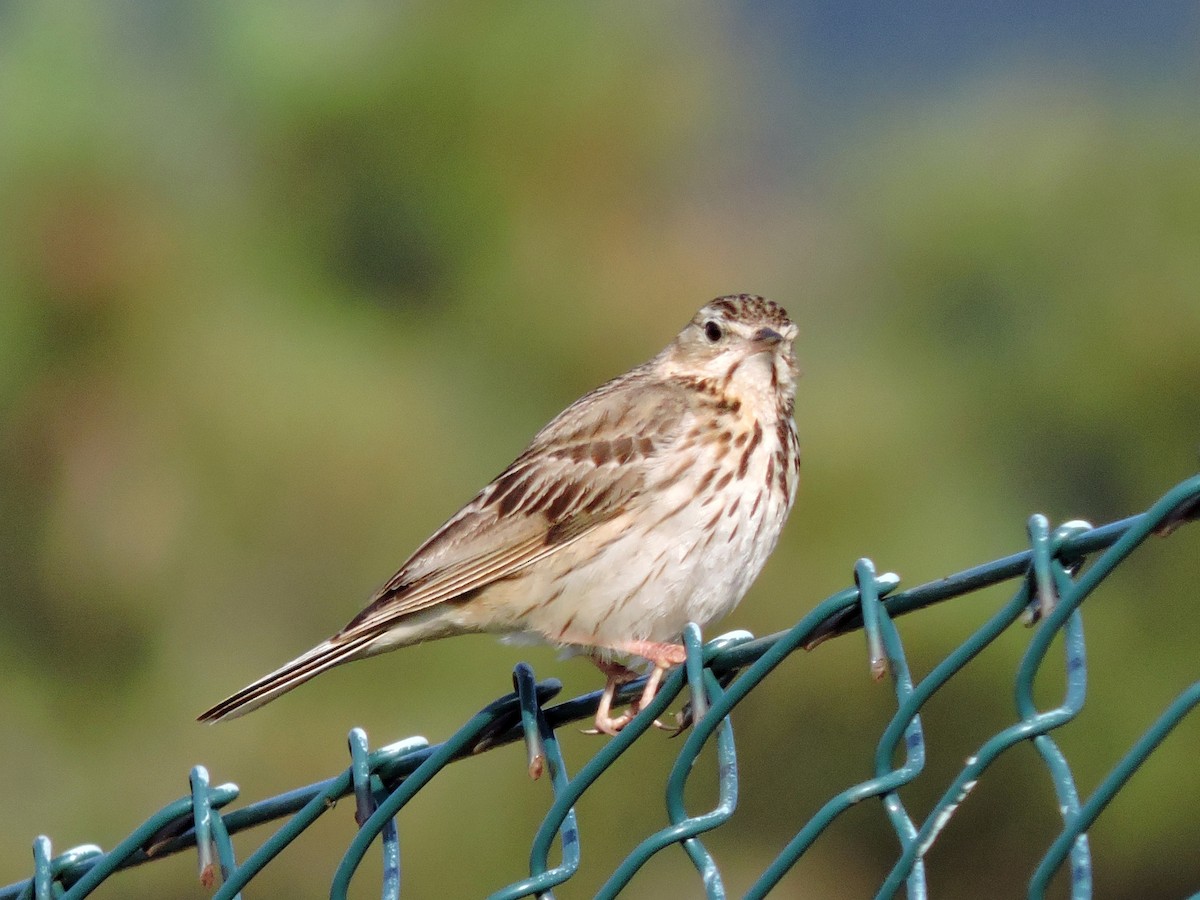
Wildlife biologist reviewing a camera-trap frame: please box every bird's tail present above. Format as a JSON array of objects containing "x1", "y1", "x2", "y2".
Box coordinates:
[{"x1": 197, "y1": 634, "x2": 375, "y2": 723}]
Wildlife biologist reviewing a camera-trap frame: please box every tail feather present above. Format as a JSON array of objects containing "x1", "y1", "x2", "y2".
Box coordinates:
[{"x1": 197, "y1": 635, "x2": 374, "y2": 723}]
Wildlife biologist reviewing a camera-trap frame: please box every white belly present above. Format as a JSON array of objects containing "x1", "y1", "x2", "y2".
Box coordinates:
[{"x1": 488, "y1": 430, "x2": 796, "y2": 654}]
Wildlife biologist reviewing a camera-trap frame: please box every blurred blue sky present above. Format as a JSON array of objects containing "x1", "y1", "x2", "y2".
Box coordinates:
[
  {"x1": 749, "y1": 1, "x2": 1198, "y2": 104},
  {"x1": 717, "y1": 2, "x2": 1200, "y2": 188}
]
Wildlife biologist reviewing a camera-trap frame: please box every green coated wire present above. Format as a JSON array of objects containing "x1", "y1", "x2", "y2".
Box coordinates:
[
  {"x1": 485, "y1": 664, "x2": 580, "y2": 900},
  {"x1": 875, "y1": 606, "x2": 1089, "y2": 899},
  {"x1": 347, "y1": 728, "x2": 400, "y2": 900},
  {"x1": 60, "y1": 786, "x2": 238, "y2": 899},
  {"x1": 1020, "y1": 521, "x2": 1094, "y2": 900},
  {"x1": 1028, "y1": 680, "x2": 1200, "y2": 899},
  {"x1": 746, "y1": 565, "x2": 922, "y2": 900},
  {"x1": 506, "y1": 666, "x2": 690, "y2": 898},
  {"x1": 1, "y1": 476, "x2": 1196, "y2": 900},
  {"x1": 595, "y1": 669, "x2": 737, "y2": 899},
  {"x1": 330, "y1": 699, "x2": 528, "y2": 897},
  {"x1": 206, "y1": 802, "x2": 241, "y2": 900},
  {"x1": 30, "y1": 838, "x2": 51, "y2": 900}
]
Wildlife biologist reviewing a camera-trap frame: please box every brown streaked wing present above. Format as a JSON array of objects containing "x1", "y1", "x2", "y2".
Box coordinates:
[{"x1": 334, "y1": 375, "x2": 692, "y2": 640}]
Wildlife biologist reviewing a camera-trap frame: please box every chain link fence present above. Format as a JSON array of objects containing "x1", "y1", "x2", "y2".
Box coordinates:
[{"x1": 3, "y1": 474, "x2": 1198, "y2": 899}]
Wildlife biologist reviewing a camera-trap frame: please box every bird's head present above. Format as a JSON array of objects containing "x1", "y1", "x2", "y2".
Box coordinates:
[{"x1": 660, "y1": 294, "x2": 799, "y2": 401}]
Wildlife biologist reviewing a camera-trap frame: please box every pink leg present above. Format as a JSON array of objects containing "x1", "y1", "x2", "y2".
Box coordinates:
[
  {"x1": 565, "y1": 637, "x2": 687, "y2": 735},
  {"x1": 604, "y1": 639, "x2": 688, "y2": 668},
  {"x1": 583, "y1": 657, "x2": 640, "y2": 735},
  {"x1": 636, "y1": 664, "x2": 668, "y2": 716}
]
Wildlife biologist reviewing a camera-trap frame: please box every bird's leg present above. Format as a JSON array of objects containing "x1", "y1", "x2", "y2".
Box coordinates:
[
  {"x1": 583, "y1": 657, "x2": 641, "y2": 735},
  {"x1": 568, "y1": 638, "x2": 687, "y2": 735},
  {"x1": 621, "y1": 641, "x2": 687, "y2": 731}
]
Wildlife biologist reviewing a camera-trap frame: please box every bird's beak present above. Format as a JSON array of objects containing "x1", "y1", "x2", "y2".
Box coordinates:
[{"x1": 750, "y1": 327, "x2": 784, "y2": 351}]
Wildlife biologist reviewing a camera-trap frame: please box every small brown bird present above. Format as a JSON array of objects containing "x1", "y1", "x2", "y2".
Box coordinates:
[{"x1": 199, "y1": 295, "x2": 800, "y2": 733}]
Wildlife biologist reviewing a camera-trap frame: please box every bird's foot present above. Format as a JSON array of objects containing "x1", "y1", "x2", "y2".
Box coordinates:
[
  {"x1": 575, "y1": 641, "x2": 687, "y2": 736},
  {"x1": 581, "y1": 660, "x2": 640, "y2": 735},
  {"x1": 583, "y1": 707, "x2": 639, "y2": 735}
]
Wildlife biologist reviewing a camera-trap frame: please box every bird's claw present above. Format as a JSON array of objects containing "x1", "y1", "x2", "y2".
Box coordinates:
[
  {"x1": 585, "y1": 711, "x2": 673, "y2": 735},
  {"x1": 583, "y1": 707, "x2": 638, "y2": 735}
]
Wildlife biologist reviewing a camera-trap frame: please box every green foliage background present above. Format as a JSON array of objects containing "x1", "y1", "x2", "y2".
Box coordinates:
[{"x1": 1, "y1": 5, "x2": 1197, "y2": 898}]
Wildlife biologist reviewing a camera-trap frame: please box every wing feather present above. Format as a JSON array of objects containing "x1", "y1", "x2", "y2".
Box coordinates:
[{"x1": 336, "y1": 374, "x2": 691, "y2": 640}]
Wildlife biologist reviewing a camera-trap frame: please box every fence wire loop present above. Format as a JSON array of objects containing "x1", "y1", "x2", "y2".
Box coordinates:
[
  {"x1": 3, "y1": 474, "x2": 1198, "y2": 899},
  {"x1": 682, "y1": 623, "x2": 709, "y2": 724},
  {"x1": 30, "y1": 836, "x2": 52, "y2": 900},
  {"x1": 855, "y1": 557, "x2": 895, "y2": 680},
  {"x1": 489, "y1": 664, "x2": 580, "y2": 900},
  {"x1": 1025, "y1": 513, "x2": 1057, "y2": 623},
  {"x1": 188, "y1": 766, "x2": 217, "y2": 888},
  {"x1": 513, "y1": 663, "x2": 548, "y2": 781},
  {"x1": 348, "y1": 729, "x2": 375, "y2": 826}
]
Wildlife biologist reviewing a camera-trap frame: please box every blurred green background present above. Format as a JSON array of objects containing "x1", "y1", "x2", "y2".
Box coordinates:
[{"x1": 1, "y1": 3, "x2": 1198, "y2": 897}]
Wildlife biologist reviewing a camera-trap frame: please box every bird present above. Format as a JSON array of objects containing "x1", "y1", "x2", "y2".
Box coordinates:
[{"x1": 199, "y1": 294, "x2": 800, "y2": 734}]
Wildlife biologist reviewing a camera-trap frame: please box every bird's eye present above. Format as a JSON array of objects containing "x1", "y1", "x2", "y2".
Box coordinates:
[{"x1": 704, "y1": 321, "x2": 723, "y2": 342}]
